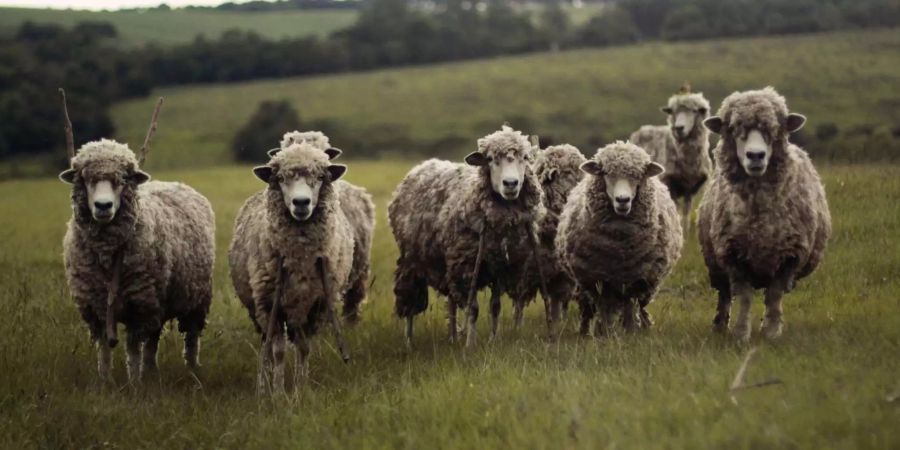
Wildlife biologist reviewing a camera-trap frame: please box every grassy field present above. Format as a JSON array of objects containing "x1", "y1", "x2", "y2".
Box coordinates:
[
  {"x1": 105, "y1": 29, "x2": 900, "y2": 173},
  {"x1": 0, "y1": 161, "x2": 897, "y2": 448},
  {"x1": 0, "y1": 6, "x2": 357, "y2": 45}
]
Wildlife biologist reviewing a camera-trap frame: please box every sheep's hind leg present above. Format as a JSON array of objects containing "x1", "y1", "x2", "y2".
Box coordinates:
[
  {"x1": 712, "y1": 282, "x2": 732, "y2": 334},
  {"x1": 729, "y1": 275, "x2": 754, "y2": 344},
  {"x1": 125, "y1": 330, "x2": 143, "y2": 384},
  {"x1": 465, "y1": 297, "x2": 480, "y2": 349},
  {"x1": 578, "y1": 289, "x2": 598, "y2": 337},
  {"x1": 142, "y1": 327, "x2": 162, "y2": 377},
  {"x1": 447, "y1": 300, "x2": 459, "y2": 344},
  {"x1": 489, "y1": 285, "x2": 502, "y2": 340},
  {"x1": 622, "y1": 298, "x2": 638, "y2": 332},
  {"x1": 512, "y1": 300, "x2": 524, "y2": 330}
]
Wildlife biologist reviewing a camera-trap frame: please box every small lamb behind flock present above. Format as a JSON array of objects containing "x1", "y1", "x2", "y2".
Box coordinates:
[
  {"x1": 229, "y1": 142, "x2": 373, "y2": 392},
  {"x1": 698, "y1": 87, "x2": 831, "y2": 343},
  {"x1": 389, "y1": 125, "x2": 546, "y2": 347},
  {"x1": 630, "y1": 84, "x2": 712, "y2": 232},
  {"x1": 59, "y1": 93, "x2": 215, "y2": 383},
  {"x1": 557, "y1": 141, "x2": 683, "y2": 336}
]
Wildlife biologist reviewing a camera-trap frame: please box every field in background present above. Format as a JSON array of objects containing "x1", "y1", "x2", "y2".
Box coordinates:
[
  {"x1": 0, "y1": 7, "x2": 357, "y2": 45},
  {"x1": 107, "y1": 29, "x2": 900, "y2": 172},
  {"x1": 0, "y1": 162, "x2": 897, "y2": 448}
]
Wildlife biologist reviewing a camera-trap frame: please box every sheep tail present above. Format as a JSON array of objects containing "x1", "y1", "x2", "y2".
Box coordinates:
[{"x1": 318, "y1": 257, "x2": 350, "y2": 363}]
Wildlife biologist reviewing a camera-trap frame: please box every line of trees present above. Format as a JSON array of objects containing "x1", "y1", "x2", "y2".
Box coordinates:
[{"x1": 1, "y1": 0, "x2": 898, "y2": 160}]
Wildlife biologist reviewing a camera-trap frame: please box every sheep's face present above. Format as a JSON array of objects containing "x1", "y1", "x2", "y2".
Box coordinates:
[
  {"x1": 467, "y1": 126, "x2": 533, "y2": 201},
  {"x1": 581, "y1": 142, "x2": 664, "y2": 217},
  {"x1": 705, "y1": 109, "x2": 806, "y2": 177},
  {"x1": 59, "y1": 140, "x2": 150, "y2": 224},
  {"x1": 254, "y1": 143, "x2": 346, "y2": 222},
  {"x1": 662, "y1": 94, "x2": 709, "y2": 141}
]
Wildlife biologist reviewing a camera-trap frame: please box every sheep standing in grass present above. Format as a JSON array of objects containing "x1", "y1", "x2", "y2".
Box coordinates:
[
  {"x1": 698, "y1": 87, "x2": 831, "y2": 343},
  {"x1": 506, "y1": 144, "x2": 586, "y2": 330},
  {"x1": 389, "y1": 126, "x2": 546, "y2": 347},
  {"x1": 229, "y1": 142, "x2": 354, "y2": 392},
  {"x1": 270, "y1": 130, "x2": 374, "y2": 324},
  {"x1": 557, "y1": 141, "x2": 682, "y2": 335},
  {"x1": 59, "y1": 94, "x2": 215, "y2": 383},
  {"x1": 630, "y1": 84, "x2": 711, "y2": 233}
]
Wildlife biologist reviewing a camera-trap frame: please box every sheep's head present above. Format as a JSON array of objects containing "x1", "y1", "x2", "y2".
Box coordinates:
[
  {"x1": 704, "y1": 87, "x2": 805, "y2": 177},
  {"x1": 58, "y1": 139, "x2": 150, "y2": 224},
  {"x1": 580, "y1": 141, "x2": 663, "y2": 217},
  {"x1": 254, "y1": 142, "x2": 346, "y2": 222},
  {"x1": 269, "y1": 130, "x2": 342, "y2": 160},
  {"x1": 533, "y1": 144, "x2": 586, "y2": 213},
  {"x1": 466, "y1": 125, "x2": 534, "y2": 201},
  {"x1": 661, "y1": 91, "x2": 710, "y2": 142}
]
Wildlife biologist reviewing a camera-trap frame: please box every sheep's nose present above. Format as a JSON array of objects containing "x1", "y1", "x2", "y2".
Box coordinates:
[
  {"x1": 94, "y1": 201, "x2": 113, "y2": 211},
  {"x1": 502, "y1": 178, "x2": 519, "y2": 189},
  {"x1": 673, "y1": 125, "x2": 684, "y2": 133},
  {"x1": 615, "y1": 196, "x2": 630, "y2": 204},
  {"x1": 746, "y1": 151, "x2": 765, "y2": 162},
  {"x1": 292, "y1": 197, "x2": 311, "y2": 208}
]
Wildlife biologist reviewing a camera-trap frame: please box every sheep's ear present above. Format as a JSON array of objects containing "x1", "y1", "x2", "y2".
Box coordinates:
[
  {"x1": 253, "y1": 165, "x2": 274, "y2": 183},
  {"x1": 645, "y1": 162, "x2": 664, "y2": 178},
  {"x1": 465, "y1": 151, "x2": 489, "y2": 166},
  {"x1": 786, "y1": 113, "x2": 806, "y2": 133},
  {"x1": 324, "y1": 147, "x2": 342, "y2": 160},
  {"x1": 59, "y1": 168, "x2": 77, "y2": 184},
  {"x1": 660, "y1": 106, "x2": 673, "y2": 115},
  {"x1": 327, "y1": 164, "x2": 347, "y2": 181},
  {"x1": 129, "y1": 170, "x2": 151, "y2": 185},
  {"x1": 267, "y1": 147, "x2": 281, "y2": 157},
  {"x1": 580, "y1": 160, "x2": 603, "y2": 176},
  {"x1": 545, "y1": 168, "x2": 558, "y2": 182},
  {"x1": 704, "y1": 116, "x2": 724, "y2": 134}
]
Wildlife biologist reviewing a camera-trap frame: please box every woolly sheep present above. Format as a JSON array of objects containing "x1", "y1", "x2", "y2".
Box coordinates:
[
  {"x1": 59, "y1": 96, "x2": 215, "y2": 383},
  {"x1": 556, "y1": 141, "x2": 682, "y2": 335},
  {"x1": 630, "y1": 85, "x2": 712, "y2": 233},
  {"x1": 269, "y1": 130, "x2": 375, "y2": 323},
  {"x1": 229, "y1": 142, "x2": 355, "y2": 392},
  {"x1": 505, "y1": 144, "x2": 586, "y2": 330},
  {"x1": 698, "y1": 87, "x2": 831, "y2": 343},
  {"x1": 388, "y1": 126, "x2": 546, "y2": 348}
]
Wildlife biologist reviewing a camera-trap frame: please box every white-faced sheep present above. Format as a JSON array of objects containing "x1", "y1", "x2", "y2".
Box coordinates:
[
  {"x1": 557, "y1": 141, "x2": 682, "y2": 336},
  {"x1": 59, "y1": 93, "x2": 215, "y2": 383},
  {"x1": 630, "y1": 84, "x2": 712, "y2": 233},
  {"x1": 389, "y1": 125, "x2": 546, "y2": 347},
  {"x1": 698, "y1": 87, "x2": 831, "y2": 343},
  {"x1": 269, "y1": 130, "x2": 375, "y2": 324},
  {"x1": 229, "y1": 142, "x2": 356, "y2": 392},
  {"x1": 505, "y1": 144, "x2": 586, "y2": 331}
]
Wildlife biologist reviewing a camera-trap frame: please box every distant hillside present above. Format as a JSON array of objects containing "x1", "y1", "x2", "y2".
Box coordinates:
[
  {"x1": 105, "y1": 29, "x2": 900, "y2": 171},
  {"x1": 0, "y1": 7, "x2": 357, "y2": 46}
]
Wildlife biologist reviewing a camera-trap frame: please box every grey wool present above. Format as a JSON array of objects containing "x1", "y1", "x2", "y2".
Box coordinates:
[
  {"x1": 388, "y1": 126, "x2": 545, "y2": 346},
  {"x1": 630, "y1": 90, "x2": 712, "y2": 232},
  {"x1": 229, "y1": 142, "x2": 360, "y2": 391},
  {"x1": 61, "y1": 139, "x2": 215, "y2": 383},
  {"x1": 508, "y1": 144, "x2": 586, "y2": 326},
  {"x1": 556, "y1": 141, "x2": 682, "y2": 336},
  {"x1": 698, "y1": 87, "x2": 831, "y2": 343}
]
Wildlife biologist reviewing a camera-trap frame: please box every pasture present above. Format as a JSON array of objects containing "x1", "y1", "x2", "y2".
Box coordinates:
[
  {"x1": 0, "y1": 161, "x2": 897, "y2": 448},
  {"x1": 0, "y1": 6, "x2": 357, "y2": 45}
]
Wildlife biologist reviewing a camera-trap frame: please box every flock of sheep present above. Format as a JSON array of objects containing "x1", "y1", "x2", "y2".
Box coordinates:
[{"x1": 56, "y1": 85, "x2": 831, "y2": 391}]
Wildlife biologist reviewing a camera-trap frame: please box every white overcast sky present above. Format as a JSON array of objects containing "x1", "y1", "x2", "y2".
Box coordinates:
[{"x1": 0, "y1": 0, "x2": 260, "y2": 10}]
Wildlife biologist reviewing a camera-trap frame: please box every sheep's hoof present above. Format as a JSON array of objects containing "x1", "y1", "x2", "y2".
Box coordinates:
[
  {"x1": 732, "y1": 324, "x2": 751, "y2": 345},
  {"x1": 760, "y1": 318, "x2": 784, "y2": 340},
  {"x1": 712, "y1": 315, "x2": 730, "y2": 334}
]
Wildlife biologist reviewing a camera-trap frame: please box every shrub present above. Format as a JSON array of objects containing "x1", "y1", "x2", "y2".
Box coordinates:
[{"x1": 231, "y1": 100, "x2": 302, "y2": 163}]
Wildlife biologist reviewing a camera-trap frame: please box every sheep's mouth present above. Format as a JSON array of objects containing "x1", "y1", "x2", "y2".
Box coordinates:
[
  {"x1": 291, "y1": 208, "x2": 313, "y2": 221},
  {"x1": 614, "y1": 205, "x2": 631, "y2": 216},
  {"x1": 745, "y1": 165, "x2": 766, "y2": 176},
  {"x1": 92, "y1": 211, "x2": 114, "y2": 223},
  {"x1": 500, "y1": 189, "x2": 520, "y2": 200}
]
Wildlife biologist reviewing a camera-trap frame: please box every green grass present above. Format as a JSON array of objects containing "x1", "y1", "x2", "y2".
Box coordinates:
[
  {"x1": 105, "y1": 29, "x2": 900, "y2": 173},
  {"x1": 0, "y1": 161, "x2": 898, "y2": 448},
  {"x1": 0, "y1": 6, "x2": 357, "y2": 45}
]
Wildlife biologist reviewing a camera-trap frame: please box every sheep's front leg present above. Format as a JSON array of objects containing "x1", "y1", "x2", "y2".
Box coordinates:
[
  {"x1": 594, "y1": 287, "x2": 617, "y2": 338},
  {"x1": 271, "y1": 328, "x2": 287, "y2": 394},
  {"x1": 488, "y1": 284, "x2": 502, "y2": 340},
  {"x1": 578, "y1": 289, "x2": 598, "y2": 336},
  {"x1": 465, "y1": 296, "x2": 480, "y2": 349},
  {"x1": 512, "y1": 300, "x2": 524, "y2": 329},
  {"x1": 292, "y1": 334, "x2": 310, "y2": 389},
  {"x1": 125, "y1": 331, "x2": 143, "y2": 384},
  {"x1": 404, "y1": 316, "x2": 414, "y2": 348},
  {"x1": 142, "y1": 328, "x2": 161, "y2": 377},
  {"x1": 183, "y1": 330, "x2": 201, "y2": 370},
  {"x1": 447, "y1": 300, "x2": 459, "y2": 344},
  {"x1": 761, "y1": 279, "x2": 788, "y2": 340},
  {"x1": 549, "y1": 295, "x2": 564, "y2": 337},
  {"x1": 464, "y1": 230, "x2": 486, "y2": 349},
  {"x1": 712, "y1": 282, "x2": 732, "y2": 334},
  {"x1": 622, "y1": 298, "x2": 638, "y2": 332},
  {"x1": 96, "y1": 337, "x2": 113, "y2": 385},
  {"x1": 730, "y1": 274, "x2": 754, "y2": 344}
]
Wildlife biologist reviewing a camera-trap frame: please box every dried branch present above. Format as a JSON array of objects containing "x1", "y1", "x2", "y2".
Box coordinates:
[
  {"x1": 138, "y1": 97, "x2": 164, "y2": 166},
  {"x1": 59, "y1": 88, "x2": 75, "y2": 162}
]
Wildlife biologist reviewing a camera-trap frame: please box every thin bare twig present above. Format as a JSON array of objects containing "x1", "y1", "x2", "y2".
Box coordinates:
[
  {"x1": 59, "y1": 88, "x2": 75, "y2": 162},
  {"x1": 138, "y1": 97, "x2": 164, "y2": 166},
  {"x1": 730, "y1": 378, "x2": 783, "y2": 391},
  {"x1": 105, "y1": 250, "x2": 123, "y2": 348},
  {"x1": 729, "y1": 346, "x2": 758, "y2": 404}
]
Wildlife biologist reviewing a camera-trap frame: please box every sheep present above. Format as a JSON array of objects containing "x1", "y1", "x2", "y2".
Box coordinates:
[
  {"x1": 629, "y1": 84, "x2": 712, "y2": 233},
  {"x1": 58, "y1": 93, "x2": 215, "y2": 383},
  {"x1": 229, "y1": 142, "x2": 355, "y2": 392},
  {"x1": 556, "y1": 141, "x2": 683, "y2": 336},
  {"x1": 388, "y1": 125, "x2": 547, "y2": 348},
  {"x1": 698, "y1": 87, "x2": 831, "y2": 343},
  {"x1": 268, "y1": 130, "x2": 375, "y2": 323},
  {"x1": 504, "y1": 144, "x2": 586, "y2": 331}
]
